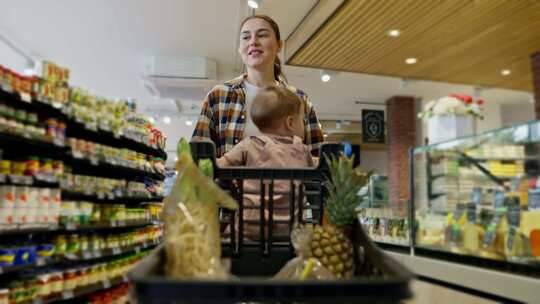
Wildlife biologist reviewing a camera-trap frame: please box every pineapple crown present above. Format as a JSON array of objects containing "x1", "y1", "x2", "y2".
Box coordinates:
[{"x1": 324, "y1": 152, "x2": 372, "y2": 227}]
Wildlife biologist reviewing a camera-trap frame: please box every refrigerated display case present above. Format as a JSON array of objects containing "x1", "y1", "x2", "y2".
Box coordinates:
[{"x1": 411, "y1": 120, "x2": 540, "y2": 275}]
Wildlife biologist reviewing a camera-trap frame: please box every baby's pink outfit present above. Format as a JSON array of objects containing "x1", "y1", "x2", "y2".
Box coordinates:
[{"x1": 218, "y1": 134, "x2": 314, "y2": 239}]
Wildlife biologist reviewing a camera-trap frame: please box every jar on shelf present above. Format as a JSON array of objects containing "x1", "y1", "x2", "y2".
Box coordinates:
[
  {"x1": 36, "y1": 274, "x2": 50, "y2": 297},
  {"x1": 66, "y1": 234, "x2": 80, "y2": 255},
  {"x1": 48, "y1": 272, "x2": 63, "y2": 294},
  {"x1": 8, "y1": 281, "x2": 24, "y2": 303},
  {"x1": 24, "y1": 158, "x2": 40, "y2": 176},
  {"x1": 63, "y1": 269, "x2": 77, "y2": 290},
  {"x1": 0, "y1": 288, "x2": 8, "y2": 304}
]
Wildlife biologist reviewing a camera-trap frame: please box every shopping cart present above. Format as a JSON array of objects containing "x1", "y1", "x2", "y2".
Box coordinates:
[{"x1": 130, "y1": 142, "x2": 412, "y2": 303}]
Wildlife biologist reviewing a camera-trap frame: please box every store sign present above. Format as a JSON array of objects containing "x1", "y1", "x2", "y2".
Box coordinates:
[{"x1": 362, "y1": 110, "x2": 385, "y2": 144}]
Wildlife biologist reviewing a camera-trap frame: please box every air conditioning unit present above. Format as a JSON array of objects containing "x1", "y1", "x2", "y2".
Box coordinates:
[{"x1": 141, "y1": 56, "x2": 218, "y2": 100}]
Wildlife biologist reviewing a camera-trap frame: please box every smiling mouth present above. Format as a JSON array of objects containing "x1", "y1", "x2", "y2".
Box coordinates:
[{"x1": 248, "y1": 50, "x2": 262, "y2": 56}]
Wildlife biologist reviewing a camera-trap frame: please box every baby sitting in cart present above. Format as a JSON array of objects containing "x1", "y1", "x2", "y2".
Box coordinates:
[{"x1": 217, "y1": 86, "x2": 315, "y2": 240}]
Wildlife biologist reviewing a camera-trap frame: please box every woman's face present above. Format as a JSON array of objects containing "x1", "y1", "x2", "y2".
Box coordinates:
[{"x1": 239, "y1": 18, "x2": 282, "y2": 70}]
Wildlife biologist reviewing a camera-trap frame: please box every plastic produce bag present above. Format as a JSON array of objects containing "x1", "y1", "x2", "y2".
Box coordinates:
[
  {"x1": 274, "y1": 225, "x2": 335, "y2": 280},
  {"x1": 163, "y1": 139, "x2": 238, "y2": 279}
]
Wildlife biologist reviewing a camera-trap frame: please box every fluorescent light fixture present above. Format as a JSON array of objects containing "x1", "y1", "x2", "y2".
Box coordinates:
[
  {"x1": 185, "y1": 120, "x2": 193, "y2": 126},
  {"x1": 320, "y1": 70, "x2": 331, "y2": 82},
  {"x1": 405, "y1": 57, "x2": 417, "y2": 65},
  {"x1": 247, "y1": 0, "x2": 260, "y2": 9},
  {"x1": 387, "y1": 29, "x2": 401, "y2": 37},
  {"x1": 501, "y1": 69, "x2": 511, "y2": 76},
  {"x1": 163, "y1": 116, "x2": 171, "y2": 124}
]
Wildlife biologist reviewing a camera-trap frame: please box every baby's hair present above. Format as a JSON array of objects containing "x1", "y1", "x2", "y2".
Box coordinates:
[{"x1": 250, "y1": 86, "x2": 304, "y2": 131}]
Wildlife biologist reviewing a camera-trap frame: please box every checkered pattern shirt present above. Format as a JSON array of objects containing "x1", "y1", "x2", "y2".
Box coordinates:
[{"x1": 192, "y1": 75, "x2": 324, "y2": 157}]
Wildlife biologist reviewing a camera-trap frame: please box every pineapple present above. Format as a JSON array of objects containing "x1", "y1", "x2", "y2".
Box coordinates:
[{"x1": 310, "y1": 153, "x2": 371, "y2": 278}]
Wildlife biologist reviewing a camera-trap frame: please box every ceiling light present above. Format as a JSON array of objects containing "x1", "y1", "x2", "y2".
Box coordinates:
[
  {"x1": 405, "y1": 57, "x2": 417, "y2": 65},
  {"x1": 501, "y1": 69, "x2": 511, "y2": 76},
  {"x1": 185, "y1": 120, "x2": 193, "y2": 126},
  {"x1": 163, "y1": 116, "x2": 171, "y2": 124},
  {"x1": 323, "y1": 134, "x2": 328, "y2": 138},
  {"x1": 387, "y1": 29, "x2": 401, "y2": 37},
  {"x1": 247, "y1": 0, "x2": 260, "y2": 9},
  {"x1": 320, "y1": 70, "x2": 331, "y2": 82},
  {"x1": 174, "y1": 157, "x2": 178, "y2": 162}
]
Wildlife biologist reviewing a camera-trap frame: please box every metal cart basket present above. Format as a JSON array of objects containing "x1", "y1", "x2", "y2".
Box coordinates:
[{"x1": 130, "y1": 142, "x2": 412, "y2": 303}]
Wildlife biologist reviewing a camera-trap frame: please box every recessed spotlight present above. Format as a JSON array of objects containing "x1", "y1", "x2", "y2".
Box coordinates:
[
  {"x1": 163, "y1": 116, "x2": 171, "y2": 124},
  {"x1": 185, "y1": 120, "x2": 193, "y2": 126},
  {"x1": 320, "y1": 70, "x2": 331, "y2": 82},
  {"x1": 501, "y1": 69, "x2": 511, "y2": 76},
  {"x1": 405, "y1": 57, "x2": 417, "y2": 65},
  {"x1": 387, "y1": 29, "x2": 401, "y2": 37},
  {"x1": 247, "y1": 0, "x2": 260, "y2": 9}
]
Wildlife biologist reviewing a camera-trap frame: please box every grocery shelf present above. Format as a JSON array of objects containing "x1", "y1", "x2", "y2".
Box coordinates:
[
  {"x1": 63, "y1": 239, "x2": 161, "y2": 262},
  {"x1": 66, "y1": 157, "x2": 165, "y2": 181},
  {"x1": 0, "y1": 132, "x2": 66, "y2": 158},
  {"x1": 61, "y1": 191, "x2": 164, "y2": 204},
  {"x1": 0, "y1": 173, "x2": 60, "y2": 188},
  {"x1": 0, "y1": 89, "x2": 66, "y2": 120},
  {"x1": 24, "y1": 274, "x2": 129, "y2": 304},
  {"x1": 1, "y1": 87, "x2": 166, "y2": 160},
  {"x1": 0, "y1": 219, "x2": 158, "y2": 236},
  {"x1": 0, "y1": 239, "x2": 161, "y2": 277},
  {"x1": 66, "y1": 119, "x2": 167, "y2": 160}
]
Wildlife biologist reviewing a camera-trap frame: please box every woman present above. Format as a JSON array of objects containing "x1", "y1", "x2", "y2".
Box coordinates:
[{"x1": 192, "y1": 15, "x2": 324, "y2": 157}]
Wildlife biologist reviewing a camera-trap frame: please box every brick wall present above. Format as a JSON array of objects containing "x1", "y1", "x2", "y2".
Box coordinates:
[
  {"x1": 386, "y1": 96, "x2": 416, "y2": 208},
  {"x1": 533, "y1": 52, "x2": 540, "y2": 118}
]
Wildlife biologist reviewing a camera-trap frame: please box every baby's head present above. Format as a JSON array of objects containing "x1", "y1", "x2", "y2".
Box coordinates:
[{"x1": 251, "y1": 86, "x2": 305, "y2": 139}]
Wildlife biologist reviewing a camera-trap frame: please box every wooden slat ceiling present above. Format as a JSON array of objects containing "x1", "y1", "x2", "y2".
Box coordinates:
[{"x1": 287, "y1": 0, "x2": 540, "y2": 92}]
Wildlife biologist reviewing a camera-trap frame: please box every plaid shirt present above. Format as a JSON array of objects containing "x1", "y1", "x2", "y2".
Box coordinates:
[{"x1": 192, "y1": 74, "x2": 324, "y2": 157}]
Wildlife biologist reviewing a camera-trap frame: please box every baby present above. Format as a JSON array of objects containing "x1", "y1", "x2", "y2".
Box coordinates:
[{"x1": 217, "y1": 86, "x2": 315, "y2": 240}]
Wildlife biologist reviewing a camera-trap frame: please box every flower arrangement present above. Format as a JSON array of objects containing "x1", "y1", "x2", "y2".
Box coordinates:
[{"x1": 418, "y1": 94, "x2": 485, "y2": 120}]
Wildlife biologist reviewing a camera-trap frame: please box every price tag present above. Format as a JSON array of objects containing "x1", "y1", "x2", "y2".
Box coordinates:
[
  {"x1": 102, "y1": 279, "x2": 111, "y2": 289},
  {"x1": 82, "y1": 251, "x2": 92, "y2": 260},
  {"x1": 135, "y1": 246, "x2": 141, "y2": 254},
  {"x1": 90, "y1": 158, "x2": 99, "y2": 166},
  {"x1": 0, "y1": 174, "x2": 6, "y2": 183},
  {"x1": 62, "y1": 290, "x2": 74, "y2": 300},
  {"x1": 66, "y1": 222, "x2": 77, "y2": 231},
  {"x1": 143, "y1": 241, "x2": 148, "y2": 248},
  {"x1": 112, "y1": 247, "x2": 121, "y2": 255},
  {"x1": 107, "y1": 193, "x2": 115, "y2": 200},
  {"x1": 110, "y1": 221, "x2": 118, "y2": 227},
  {"x1": 118, "y1": 221, "x2": 126, "y2": 227},
  {"x1": 122, "y1": 275, "x2": 129, "y2": 283},
  {"x1": 115, "y1": 189, "x2": 123, "y2": 197},
  {"x1": 19, "y1": 92, "x2": 32, "y2": 103},
  {"x1": 36, "y1": 258, "x2": 46, "y2": 266},
  {"x1": 93, "y1": 250, "x2": 102, "y2": 258},
  {"x1": 97, "y1": 192, "x2": 106, "y2": 200},
  {"x1": 32, "y1": 298, "x2": 43, "y2": 304}
]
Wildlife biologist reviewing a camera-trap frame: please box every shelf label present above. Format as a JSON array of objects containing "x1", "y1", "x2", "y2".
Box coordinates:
[
  {"x1": 65, "y1": 222, "x2": 77, "y2": 230},
  {"x1": 36, "y1": 258, "x2": 46, "y2": 266},
  {"x1": 0, "y1": 174, "x2": 6, "y2": 183},
  {"x1": 118, "y1": 221, "x2": 126, "y2": 227},
  {"x1": 110, "y1": 221, "x2": 117, "y2": 227},
  {"x1": 107, "y1": 193, "x2": 115, "y2": 200},
  {"x1": 19, "y1": 92, "x2": 32, "y2": 103},
  {"x1": 135, "y1": 246, "x2": 141, "y2": 254},
  {"x1": 97, "y1": 192, "x2": 106, "y2": 200},
  {"x1": 103, "y1": 279, "x2": 111, "y2": 289},
  {"x1": 93, "y1": 250, "x2": 102, "y2": 258},
  {"x1": 82, "y1": 251, "x2": 93, "y2": 260},
  {"x1": 122, "y1": 275, "x2": 129, "y2": 283},
  {"x1": 62, "y1": 290, "x2": 74, "y2": 299},
  {"x1": 112, "y1": 247, "x2": 121, "y2": 255}
]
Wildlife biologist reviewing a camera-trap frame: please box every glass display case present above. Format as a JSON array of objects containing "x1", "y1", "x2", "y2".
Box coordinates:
[
  {"x1": 357, "y1": 175, "x2": 410, "y2": 246},
  {"x1": 411, "y1": 121, "x2": 540, "y2": 269}
]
